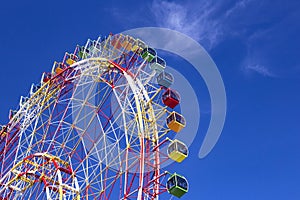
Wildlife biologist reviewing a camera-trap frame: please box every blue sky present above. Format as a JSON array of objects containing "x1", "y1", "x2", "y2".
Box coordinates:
[{"x1": 0, "y1": 0, "x2": 300, "y2": 199}]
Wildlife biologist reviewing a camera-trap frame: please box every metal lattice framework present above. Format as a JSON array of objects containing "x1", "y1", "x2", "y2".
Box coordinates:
[{"x1": 0, "y1": 34, "x2": 189, "y2": 200}]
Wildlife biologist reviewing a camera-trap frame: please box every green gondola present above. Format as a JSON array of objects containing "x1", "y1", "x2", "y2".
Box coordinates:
[
  {"x1": 141, "y1": 47, "x2": 156, "y2": 62},
  {"x1": 78, "y1": 46, "x2": 89, "y2": 59},
  {"x1": 167, "y1": 173, "x2": 188, "y2": 198}
]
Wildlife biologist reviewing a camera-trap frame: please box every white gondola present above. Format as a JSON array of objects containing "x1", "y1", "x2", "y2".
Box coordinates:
[
  {"x1": 150, "y1": 56, "x2": 166, "y2": 73},
  {"x1": 30, "y1": 83, "x2": 41, "y2": 95},
  {"x1": 9, "y1": 109, "x2": 18, "y2": 120},
  {"x1": 19, "y1": 96, "x2": 29, "y2": 107}
]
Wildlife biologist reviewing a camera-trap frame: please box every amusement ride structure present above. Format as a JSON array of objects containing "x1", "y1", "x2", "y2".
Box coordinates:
[{"x1": 0, "y1": 34, "x2": 189, "y2": 199}]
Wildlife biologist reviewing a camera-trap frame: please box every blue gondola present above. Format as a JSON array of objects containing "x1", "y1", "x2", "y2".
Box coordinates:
[
  {"x1": 150, "y1": 56, "x2": 166, "y2": 73},
  {"x1": 156, "y1": 71, "x2": 174, "y2": 88}
]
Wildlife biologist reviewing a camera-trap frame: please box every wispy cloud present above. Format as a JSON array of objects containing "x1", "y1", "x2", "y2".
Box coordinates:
[
  {"x1": 149, "y1": 0, "x2": 280, "y2": 78},
  {"x1": 110, "y1": 0, "x2": 295, "y2": 78},
  {"x1": 225, "y1": 0, "x2": 252, "y2": 17},
  {"x1": 242, "y1": 64, "x2": 276, "y2": 77},
  {"x1": 112, "y1": 0, "x2": 253, "y2": 49},
  {"x1": 150, "y1": 0, "x2": 223, "y2": 49}
]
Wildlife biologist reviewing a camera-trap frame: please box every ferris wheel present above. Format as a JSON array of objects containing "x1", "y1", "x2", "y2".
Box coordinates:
[{"x1": 0, "y1": 33, "x2": 190, "y2": 199}]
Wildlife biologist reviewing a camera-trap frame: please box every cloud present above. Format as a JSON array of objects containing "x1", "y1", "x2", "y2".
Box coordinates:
[
  {"x1": 150, "y1": 0, "x2": 223, "y2": 49},
  {"x1": 110, "y1": 0, "x2": 295, "y2": 78},
  {"x1": 111, "y1": 1, "x2": 253, "y2": 49},
  {"x1": 225, "y1": 0, "x2": 252, "y2": 17},
  {"x1": 150, "y1": 0, "x2": 278, "y2": 78},
  {"x1": 149, "y1": 0, "x2": 279, "y2": 78},
  {"x1": 242, "y1": 64, "x2": 276, "y2": 77}
]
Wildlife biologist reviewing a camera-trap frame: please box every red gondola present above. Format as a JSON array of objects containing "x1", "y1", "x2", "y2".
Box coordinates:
[
  {"x1": 162, "y1": 89, "x2": 180, "y2": 109},
  {"x1": 42, "y1": 72, "x2": 52, "y2": 83}
]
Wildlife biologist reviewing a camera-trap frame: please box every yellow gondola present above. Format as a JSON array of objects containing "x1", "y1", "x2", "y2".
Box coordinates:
[
  {"x1": 131, "y1": 39, "x2": 146, "y2": 54},
  {"x1": 66, "y1": 53, "x2": 78, "y2": 66},
  {"x1": 168, "y1": 139, "x2": 188, "y2": 163},
  {"x1": 0, "y1": 125, "x2": 7, "y2": 137}
]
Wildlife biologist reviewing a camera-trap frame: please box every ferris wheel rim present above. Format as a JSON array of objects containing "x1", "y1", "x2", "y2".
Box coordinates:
[{"x1": 0, "y1": 33, "x2": 189, "y2": 200}]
